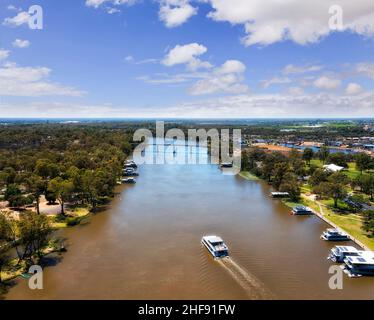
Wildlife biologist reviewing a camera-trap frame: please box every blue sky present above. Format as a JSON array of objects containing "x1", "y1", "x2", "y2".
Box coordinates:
[{"x1": 1, "y1": 0, "x2": 374, "y2": 118}]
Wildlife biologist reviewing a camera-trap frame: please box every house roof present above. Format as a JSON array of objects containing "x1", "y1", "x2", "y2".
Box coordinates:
[{"x1": 323, "y1": 164, "x2": 344, "y2": 172}]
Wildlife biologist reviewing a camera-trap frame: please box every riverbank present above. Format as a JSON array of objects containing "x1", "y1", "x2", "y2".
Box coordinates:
[
  {"x1": 239, "y1": 169, "x2": 374, "y2": 252},
  {"x1": 239, "y1": 171, "x2": 260, "y2": 181},
  {"x1": 278, "y1": 194, "x2": 373, "y2": 250},
  {"x1": 0, "y1": 205, "x2": 92, "y2": 286}
]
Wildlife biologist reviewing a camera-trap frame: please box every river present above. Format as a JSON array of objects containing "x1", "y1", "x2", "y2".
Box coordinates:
[{"x1": 5, "y1": 142, "x2": 374, "y2": 299}]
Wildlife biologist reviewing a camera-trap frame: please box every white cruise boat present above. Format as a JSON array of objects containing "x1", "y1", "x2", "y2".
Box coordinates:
[
  {"x1": 343, "y1": 251, "x2": 374, "y2": 277},
  {"x1": 321, "y1": 228, "x2": 349, "y2": 241},
  {"x1": 328, "y1": 245, "x2": 360, "y2": 263},
  {"x1": 201, "y1": 235, "x2": 229, "y2": 258}
]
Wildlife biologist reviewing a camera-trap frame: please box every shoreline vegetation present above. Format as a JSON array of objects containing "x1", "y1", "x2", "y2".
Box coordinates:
[
  {"x1": 0, "y1": 124, "x2": 135, "y2": 294},
  {"x1": 240, "y1": 146, "x2": 374, "y2": 251}
]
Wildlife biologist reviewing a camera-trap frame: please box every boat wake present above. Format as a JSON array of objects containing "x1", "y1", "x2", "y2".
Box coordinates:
[{"x1": 217, "y1": 257, "x2": 273, "y2": 299}]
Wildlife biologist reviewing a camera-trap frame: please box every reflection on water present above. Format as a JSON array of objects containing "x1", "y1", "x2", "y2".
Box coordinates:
[{"x1": 5, "y1": 141, "x2": 374, "y2": 300}]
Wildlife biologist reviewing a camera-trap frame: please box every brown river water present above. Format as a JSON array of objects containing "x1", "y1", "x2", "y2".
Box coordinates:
[{"x1": 5, "y1": 143, "x2": 374, "y2": 299}]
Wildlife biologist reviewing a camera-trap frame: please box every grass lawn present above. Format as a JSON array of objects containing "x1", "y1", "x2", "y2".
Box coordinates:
[
  {"x1": 345, "y1": 162, "x2": 361, "y2": 180},
  {"x1": 321, "y1": 206, "x2": 374, "y2": 251},
  {"x1": 239, "y1": 171, "x2": 260, "y2": 180},
  {"x1": 310, "y1": 159, "x2": 324, "y2": 167}
]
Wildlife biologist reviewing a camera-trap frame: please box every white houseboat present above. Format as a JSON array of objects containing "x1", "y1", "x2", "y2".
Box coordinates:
[
  {"x1": 328, "y1": 245, "x2": 360, "y2": 263},
  {"x1": 291, "y1": 206, "x2": 313, "y2": 215},
  {"x1": 201, "y1": 235, "x2": 229, "y2": 258},
  {"x1": 343, "y1": 251, "x2": 374, "y2": 277},
  {"x1": 321, "y1": 228, "x2": 349, "y2": 241}
]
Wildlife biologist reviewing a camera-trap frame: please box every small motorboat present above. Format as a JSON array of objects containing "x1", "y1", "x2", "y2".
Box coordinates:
[{"x1": 201, "y1": 235, "x2": 229, "y2": 258}]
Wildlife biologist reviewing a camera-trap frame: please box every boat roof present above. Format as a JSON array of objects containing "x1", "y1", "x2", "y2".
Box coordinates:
[
  {"x1": 346, "y1": 251, "x2": 374, "y2": 265},
  {"x1": 326, "y1": 228, "x2": 345, "y2": 233},
  {"x1": 335, "y1": 246, "x2": 359, "y2": 252},
  {"x1": 203, "y1": 235, "x2": 224, "y2": 243},
  {"x1": 293, "y1": 206, "x2": 312, "y2": 210}
]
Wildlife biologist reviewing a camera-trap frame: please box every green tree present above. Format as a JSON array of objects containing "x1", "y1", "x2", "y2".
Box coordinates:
[
  {"x1": 48, "y1": 178, "x2": 74, "y2": 216},
  {"x1": 16, "y1": 211, "x2": 53, "y2": 263},
  {"x1": 355, "y1": 153, "x2": 372, "y2": 173},
  {"x1": 0, "y1": 212, "x2": 12, "y2": 283},
  {"x1": 25, "y1": 174, "x2": 45, "y2": 214},
  {"x1": 4, "y1": 184, "x2": 26, "y2": 207},
  {"x1": 357, "y1": 174, "x2": 374, "y2": 200},
  {"x1": 363, "y1": 210, "x2": 374, "y2": 236},
  {"x1": 318, "y1": 146, "x2": 330, "y2": 164},
  {"x1": 279, "y1": 172, "x2": 301, "y2": 201},
  {"x1": 309, "y1": 168, "x2": 329, "y2": 186},
  {"x1": 326, "y1": 153, "x2": 348, "y2": 168},
  {"x1": 272, "y1": 162, "x2": 290, "y2": 189},
  {"x1": 315, "y1": 172, "x2": 349, "y2": 208},
  {"x1": 0, "y1": 167, "x2": 16, "y2": 188},
  {"x1": 302, "y1": 148, "x2": 314, "y2": 166}
]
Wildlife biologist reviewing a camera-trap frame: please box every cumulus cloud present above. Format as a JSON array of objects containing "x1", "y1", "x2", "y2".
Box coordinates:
[
  {"x1": 345, "y1": 82, "x2": 363, "y2": 95},
  {"x1": 283, "y1": 64, "x2": 323, "y2": 74},
  {"x1": 204, "y1": 0, "x2": 374, "y2": 46},
  {"x1": 189, "y1": 60, "x2": 248, "y2": 95},
  {"x1": 288, "y1": 86, "x2": 304, "y2": 95},
  {"x1": 159, "y1": 0, "x2": 197, "y2": 28},
  {"x1": 356, "y1": 62, "x2": 374, "y2": 79},
  {"x1": 3, "y1": 11, "x2": 30, "y2": 27},
  {"x1": 261, "y1": 77, "x2": 291, "y2": 88},
  {"x1": 165, "y1": 91, "x2": 374, "y2": 118},
  {"x1": 85, "y1": 0, "x2": 137, "y2": 13},
  {"x1": 0, "y1": 63, "x2": 85, "y2": 97},
  {"x1": 314, "y1": 76, "x2": 341, "y2": 90},
  {"x1": 162, "y1": 43, "x2": 212, "y2": 70},
  {"x1": 2, "y1": 90, "x2": 373, "y2": 118},
  {"x1": 0, "y1": 49, "x2": 10, "y2": 60},
  {"x1": 12, "y1": 39, "x2": 31, "y2": 48}
]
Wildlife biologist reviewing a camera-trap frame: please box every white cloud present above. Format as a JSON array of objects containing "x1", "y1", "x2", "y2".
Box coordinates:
[
  {"x1": 189, "y1": 60, "x2": 248, "y2": 95},
  {"x1": 162, "y1": 43, "x2": 212, "y2": 70},
  {"x1": 7, "y1": 5, "x2": 21, "y2": 11},
  {"x1": 12, "y1": 39, "x2": 31, "y2": 48},
  {"x1": 216, "y1": 60, "x2": 246, "y2": 74},
  {"x1": 204, "y1": 0, "x2": 374, "y2": 46},
  {"x1": 165, "y1": 91, "x2": 374, "y2": 118},
  {"x1": 85, "y1": 0, "x2": 137, "y2": 13},
  {"x1": 0, "y1": 49, "x2": 10, "y2": 61},
  {"x1": 261, "y1": 77, "x2": 291, "y2": 88},
  {"x1": 314, "y1": 76, "x2": 341, "y2": 90},
  {"x1": 3, "y1": 11, "x2": 30, "y2": 27},
  {"x1": 85, "y1": 0, "x2": 110, "y2": 8},
  {"x1": 288, "y1": 86, "x2": 304, "y2": 95},
  {"x1": 124, "y1": 55, "x2": 134, "y2": 62},
  {"x1": 283, "y1": 64, "x2": 322, "y2": 74},
  {"x1": 159, "y1": 0, "x2": 197, "y2": 28},
  {"x1": 356, "y1": 62, "x2": 374, "y2": 79},
  {"x1": 345, "y1": 82, "x2": 363, "y2": 95},
  {"x1": 0, "y1": 64, "x2": 85, "y2": 97},
  {"x1": 106, "y1": 7, "x2": 121, "y2": 14},
  {"x1": 2, "y1": 91, "x2": 373, "y2": 118}
]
